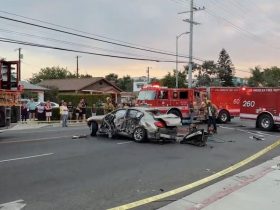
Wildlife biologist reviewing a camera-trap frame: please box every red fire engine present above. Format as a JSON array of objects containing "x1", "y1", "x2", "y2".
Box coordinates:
[
  {"x1": 207, "y1": 87, "x2": 241, "y2": 123},
  {"x1": 0, "y1": 60, "x2": 21, "y2": 129},
  {"x1": 136, "y1": 85, "x2": 241, "y2": 123},
  {"x1": 137, "y1": 84, "x2": 199, "y2": 118},
  {"x1": 240, "y1": 87, "x2": 280, "y2": 131}
]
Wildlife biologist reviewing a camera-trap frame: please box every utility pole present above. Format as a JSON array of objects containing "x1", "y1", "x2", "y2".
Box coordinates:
[
  {"x1": 179, "y1": 2, "x2": 205, "y2": 88},
  {"x1": 76, "y1": 56, "x2": 80, "y2": 78},
  {"x1": 16, "y1": 48, "x2": 22, "y2": 81},
  {"x1": 147, "y1": 67, "x2": 151, "y2": 84},
  {"x1": 188, "y1": 0, "x2": 194, "y2": 88},
  {"x1": 176, "y1": 32, "x2": 189, "y2": 88}
]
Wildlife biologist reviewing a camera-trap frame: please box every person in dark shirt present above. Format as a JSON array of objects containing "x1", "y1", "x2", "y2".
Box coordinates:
[{"x1": 67, "y1": 101, "x2": 74, "y2": 120}]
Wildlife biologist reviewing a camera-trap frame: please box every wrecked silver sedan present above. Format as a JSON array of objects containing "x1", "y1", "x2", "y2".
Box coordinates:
[{"x1": 87, "y1": 107, "x2": 181, "y2": 142}]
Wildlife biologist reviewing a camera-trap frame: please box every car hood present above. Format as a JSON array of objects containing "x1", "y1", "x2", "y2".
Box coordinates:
[
  {"x1": 153, "y1": 114, "x2": 181, "y2": 126},
  {"x1": 87, "y1": 115, "x2": 106, "y2": 123}
]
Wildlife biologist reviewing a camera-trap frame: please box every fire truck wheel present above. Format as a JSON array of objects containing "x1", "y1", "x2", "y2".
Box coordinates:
[
  {"x1": 168, "y1": 109, "x2": 182, "y2": 119},
  {"x1": 218, "y1": 110, "x2": 229, "y2": 123},
  {"x1": 90, "y1": 121, "x2": 98, "y2": 136},
  {"x1": 133, "y1": 127, "x2": 146, "y2": 143},
  {"x1": 258, "y1": 114, "x2": 274, "y2": 131}
]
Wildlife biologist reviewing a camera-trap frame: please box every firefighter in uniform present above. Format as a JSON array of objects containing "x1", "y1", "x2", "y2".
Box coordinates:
[
  {"x1": 206, "y1": 100, "x2": 218, "y2": 134},
  {"x1": 104, "y1": 97, "x2": 115, "y2": 114}
]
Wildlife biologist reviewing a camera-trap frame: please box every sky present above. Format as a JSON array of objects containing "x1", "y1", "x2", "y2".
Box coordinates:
[{"x1": 0, "y1": 0, "x2": 279, "y2": 81}]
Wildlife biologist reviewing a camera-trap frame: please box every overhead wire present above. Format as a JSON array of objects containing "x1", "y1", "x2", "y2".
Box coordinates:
[
  {"x1": 0, "y1": 37, "x2": 191, "y2": 63},
  {"x1": 0, "y1": 13, "x2": 204, "y2": 62},
  {"x1": 0, "y1": 28, "x2": 174, "y2": 61},
  {"x1": 0, "y1": 10, "x2": 181, "y2": 55}
]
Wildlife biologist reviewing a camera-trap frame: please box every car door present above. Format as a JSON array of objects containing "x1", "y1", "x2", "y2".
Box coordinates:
[
  {"x1": 123, "y1": 109, "x2": 144, "y2": 135},
  {"x1": 113, "y1": 109, "x2": 127, "y2": 132}
]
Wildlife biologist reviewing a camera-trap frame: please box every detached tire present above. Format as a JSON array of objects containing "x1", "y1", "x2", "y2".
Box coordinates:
[
  {"x1": 258, "y1": 114, "x2": 274, "y2": 131},
  {"x1": 218, "y1": 110, "x2": 230, "y2": 123},
  {"x1": 90, "y1": 121, "x2": 98, "y2": 136},
  {"x1": 133, "y1": 127, "x2": 146, "y2": 143}
]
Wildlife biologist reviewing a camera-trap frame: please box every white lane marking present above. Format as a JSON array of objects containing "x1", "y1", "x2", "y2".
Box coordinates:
[
  {"x1": 0, "y1": 136, "x2": 70, "y2": 144},
  {"x1": 8, "y1": 126, "x2": 88, "y2": 134},
  {"x1": 117, "y1": 141, "x2": 133, "y2": 145},
  {"x1": 0, "y1": 199, "x2": 26, "y2": 210},
  {"x1": 219, "y1": 125, "x2": 280, "y2": 137},
  {"x1": 0, "y1": 153, "x2": 54, "y2": 163}
]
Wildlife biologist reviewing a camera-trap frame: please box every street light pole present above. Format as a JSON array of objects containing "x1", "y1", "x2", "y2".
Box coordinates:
[
  {"x1": 188, "y1": 0, "x2": 194, "y2": 88},
  {"x1": 176, "y1": 32, "x2": 189, "y2": 88}
]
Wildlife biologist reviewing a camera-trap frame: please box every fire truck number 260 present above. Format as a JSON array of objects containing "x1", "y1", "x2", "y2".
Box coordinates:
[{"x1": 242, "y1": 100, "x2": 256, "y2": 107}]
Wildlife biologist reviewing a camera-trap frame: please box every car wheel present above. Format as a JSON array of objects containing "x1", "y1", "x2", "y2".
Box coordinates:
[
  {"x1": 133, "y1": 127, "x2": 146, "y2": 143},
  {"x1": 218, "y1": 110, "x2": 229, "y2": 123},
  {"x1": 168, "y1": 109, "x2": 182, "y2": 119},
  {"x1": 90, "y1": 121, "x2": 98, "y2": 136},
  {"x1": 258, "y1": 114, "x2": 274, "y2": 131}
]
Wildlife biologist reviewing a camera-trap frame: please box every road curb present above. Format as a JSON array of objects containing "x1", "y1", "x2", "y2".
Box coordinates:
[{"x1": 108, "y1": 138, "x2": 280, "y2": 210}]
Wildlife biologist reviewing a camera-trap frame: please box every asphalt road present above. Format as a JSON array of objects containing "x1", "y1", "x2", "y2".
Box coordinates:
[{"x1": 0, "y1": 120, "x2": 280, "y2": 210}]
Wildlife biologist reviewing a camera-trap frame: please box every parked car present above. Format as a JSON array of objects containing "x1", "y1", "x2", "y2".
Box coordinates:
[
  {"x1": 87, "y1": 107, "x2": 181, "y2": 142},
  {"x1": 35, "y1": 101, "x2": 59, "y2": 109}
]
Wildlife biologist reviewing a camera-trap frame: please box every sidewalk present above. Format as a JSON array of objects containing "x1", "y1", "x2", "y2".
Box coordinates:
[
  {"x1": 9, "y1": 120, "x2": 87, "y2": 131},
  {"x1": 160, "y1": 156, "x2": 280, "y2": 210}
]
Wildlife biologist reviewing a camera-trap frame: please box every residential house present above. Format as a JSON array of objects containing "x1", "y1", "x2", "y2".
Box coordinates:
[
  {"x1": 19, "y1": 81, "x2": 48, "y2": 102},
  {"x1": 39, "y1": 77, "x2": 123, "y2": 103}
]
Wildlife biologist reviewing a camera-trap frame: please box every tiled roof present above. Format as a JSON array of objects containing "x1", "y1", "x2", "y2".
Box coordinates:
[
  {"x1": 19, "y1": 81, "x2": 48, "y2": 91},
  {"x1": 38, "y1": 77, "x2": 122, "y2": 92}
]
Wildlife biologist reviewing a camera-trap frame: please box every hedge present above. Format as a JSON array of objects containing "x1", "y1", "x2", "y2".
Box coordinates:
[
  {"x1": 48, "y1": 107, "x2": 105, "y2": 121},
  {"x1": 57, "y1": 94, "x2": 110, "y2": 108}
]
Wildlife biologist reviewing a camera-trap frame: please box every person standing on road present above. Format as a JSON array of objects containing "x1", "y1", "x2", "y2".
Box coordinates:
[
  {"x1": 45, "y1": 100, "x2": 52, "y2": 122},
  {"x1": 37, "y1": 102, "x2": 45, "y2": 121},
  {"x1": 104, "y1": 97, "x2": 115, "y2": 114},
  {"x1": 21, "y1": 102, "x2": 28, "y2": 123},
  {"x1": 80, "y1": 98, "x2": 87, "y2": 122},
  {"x1": 27, "y1": 98, "x2": 36, "y2": 120},
  {"x1": 61, "y1": 102, "x2": 69, "y2": 127},
  {"x1": 67, "y1": 101, "x2": 74, "y2": 121},
  {"x1": 206, "y1": 100, "x2": 217, "y2": 134}
]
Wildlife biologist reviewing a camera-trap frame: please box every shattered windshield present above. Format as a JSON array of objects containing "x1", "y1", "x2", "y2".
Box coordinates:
[{"x1": 138, "y1": 91, "x2": 156, "y2": 100}]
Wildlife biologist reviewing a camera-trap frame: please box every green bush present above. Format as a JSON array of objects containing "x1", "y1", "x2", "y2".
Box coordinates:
[
  {"x1": 57, "y1": 94, "x2": 110, "y2": 107},
  {"x1": 50, "y1": 107, "x2": 105, "y2": 121}
]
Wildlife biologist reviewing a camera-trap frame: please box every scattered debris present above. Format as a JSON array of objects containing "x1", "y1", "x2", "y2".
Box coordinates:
[
  {"x1": 271, "y1": 163, "x2": 280, "y2": 170},
  {"x1": 180, "y1": 129, "x2": 208, "y2": 147},
  {"x1": 72, "y1": 134, "x2": 87, "y2": 139},
  {"x1": 249, "y1": 136, "x2": 265, "y2": 141}
]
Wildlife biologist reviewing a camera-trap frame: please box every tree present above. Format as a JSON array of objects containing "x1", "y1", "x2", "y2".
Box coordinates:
[
  {"x1": 247, "y1": 66, "x2": 263, "y2": 87},
  {"x1": 118, "y1": 75, "x2": 133, "y2": 92},
  {"x1": 105, "y1": 73, "x2": 118, "y2": 83},
  {"x1": 263, "y1": 66, "x2": 280, "y2": 87},
  {"x1": 79, "y1": 73, "x2": 92, "y2": 78},
  {"x1": 195, "y1": 60, "x2": 217, "y2": 87},
  {"x1": 160, "y1": 70, "x2": 187, "y2": 88},
  {"x1": 29, "y1": 66, "x2": 76, "y2": 84},
  {"x1": 217, "y1": 49, "x2": 235, "y2": 86}
]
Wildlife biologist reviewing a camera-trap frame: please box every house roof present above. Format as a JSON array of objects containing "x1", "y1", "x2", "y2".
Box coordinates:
[
  {"x1": 38, "y1": 77, "x2": 123, "y2": 92},
  {"x1": 19, "y1": 81, "x2": 48, "y2": 91}
]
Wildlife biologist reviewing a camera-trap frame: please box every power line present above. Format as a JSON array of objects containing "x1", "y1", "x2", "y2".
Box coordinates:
[
  {"x1": 0, "y1": 37, "x2": 191, "y2": 63},
  {"x1": 0, "y1": 28, "x2": 174, "y2": 61},
  {"x1": 0, "y1": 14, "x2": 204, "y2": 62},
  {"x1": 0, "y1": 10, "x2": 181, "y2": 55}
]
